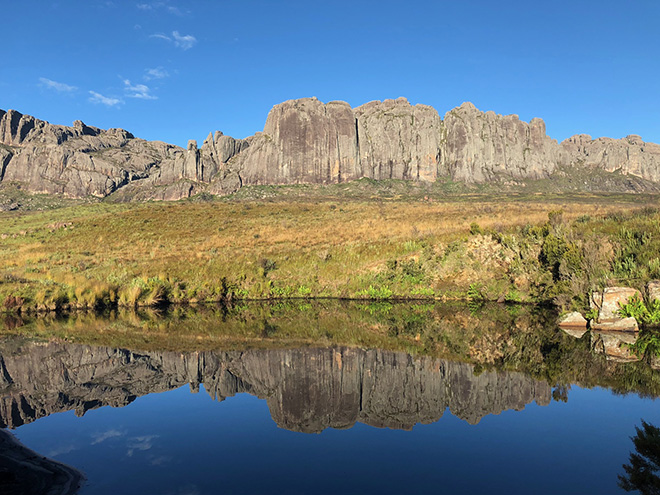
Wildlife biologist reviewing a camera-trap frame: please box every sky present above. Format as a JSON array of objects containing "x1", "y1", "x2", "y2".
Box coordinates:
[{"x1": 2, "y1": 0, "x2": 659, "y2": 148}]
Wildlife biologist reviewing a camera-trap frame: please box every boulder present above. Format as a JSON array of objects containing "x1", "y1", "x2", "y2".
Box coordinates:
[
  {"x1": 596, "y1": 287, "x2": 642, "y2": 323},
  {"x1": 592, "y1": 317, "x2": 639, "y2": 332},
  {"x1": 558, "y1": 311, "x2": 588, "y2": 328},
  {"x1": 647, "y1": 280, "x2": 660, "y2": 303}
]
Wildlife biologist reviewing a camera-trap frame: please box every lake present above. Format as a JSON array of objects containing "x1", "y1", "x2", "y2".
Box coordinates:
[{"x1": 1, "y1": 302, "x2": 659, "y2": 494}]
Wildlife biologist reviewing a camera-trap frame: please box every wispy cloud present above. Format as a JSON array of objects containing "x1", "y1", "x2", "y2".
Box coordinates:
[
  {"x1": 137, "y1": 2, "x2": 185, "y2": 15},
  {"x1": 172, "y1": 31, "x2": 196, "y2": 50},
  {"x1": 91, "y1": 429, "x2": 124, "y2": 445},
  {"x1": 39, "y1": 77, "x2": 77, "y2": 93},
  {"x1": 150, "y1": 30, "x2": 197, "y2": 50},
  {"x1": 123, "y1": 79, "x2": 157, "y2": 100},
  {"x1": 150, "y1": 33, "x2": 171, "y2": 42},
  {"x1": 89, "y1": 91, "x2": 122, "y2": 107},
  {"x1": 144, "y1": 67, "x2": 169, "y2": 80}
]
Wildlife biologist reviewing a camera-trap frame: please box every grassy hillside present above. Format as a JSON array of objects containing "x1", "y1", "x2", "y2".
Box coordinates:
[{"x1": 1, "y1": 183, "x2": 659, "y2": 313}]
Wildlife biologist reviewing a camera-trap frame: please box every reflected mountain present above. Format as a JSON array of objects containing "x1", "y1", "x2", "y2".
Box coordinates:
[{"x1": 0, "y1": 339, "x2": 550, "y2": 432}]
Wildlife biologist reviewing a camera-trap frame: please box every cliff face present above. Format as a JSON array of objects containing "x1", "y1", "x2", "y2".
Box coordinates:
[
  {"x1": 1, "y1": 98, "x2": 659, "y2": 200},
  {"x1": 0, "y1": 109, "x2": 244, "y2": 200},
  {"x1": 562, "y1": 133, "x2": 660, "y2": 182},
  {"x1": 0, "y1": 341, "x2": 550, "y2": 432},
  {"x1": 441, "y1": 102, "x2": 568, "y2": 182}
]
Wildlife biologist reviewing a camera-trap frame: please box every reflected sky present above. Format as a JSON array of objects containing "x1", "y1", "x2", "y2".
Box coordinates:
[{"x1": 11, "y1": 382, "x2": 660, "y2": 495}]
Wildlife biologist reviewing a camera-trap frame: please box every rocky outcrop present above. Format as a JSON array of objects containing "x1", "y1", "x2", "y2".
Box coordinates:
[
  {"x1": 2, "y1": 98, "x2": 660, "y2": 200},
  {"x1": 0, "y1": 340, "x2": 550, "y2": 432},
  {"x1": 562, "y1": 134, "x2": 660, "y2": 183},
  {"x1": 235, "y1": 98, "x2": 361, "y2": 185},
  {"x1": 441, "y1": 102, "x2": 567, "y2": 182},
  {"x1": 355, "y1": 98, "x2": 443, "y2": 181}
]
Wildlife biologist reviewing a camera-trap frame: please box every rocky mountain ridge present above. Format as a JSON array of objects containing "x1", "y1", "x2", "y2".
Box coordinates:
[{"x1": 1, "y1": 99, "x2": 659, "y2": 200}]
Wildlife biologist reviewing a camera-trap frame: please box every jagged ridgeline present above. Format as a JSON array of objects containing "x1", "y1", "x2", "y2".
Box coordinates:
[{"x1": 1, "y1": 97, "x2": 660, "y2": 200}]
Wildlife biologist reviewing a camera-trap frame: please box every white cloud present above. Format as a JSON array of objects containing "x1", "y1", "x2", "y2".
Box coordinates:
[
  {"x1": 88, "y1": 91, "x2": 122, "y2": 107},
  {"x1": 39, "y1": 77, "x2": 77, "y2": 92},
  {"x1": 150, "y1": 33, "x2": 171, "y2": 42},
  {"x1": 123, "y1": 79, "x2": 157, "y2": 100},
  {"x1": 144, "y1": 67, "x2": 169, "y2": 80},
  {"x1": 150, "y1": 30, "x2": 196, "y2": 50},
  {"x1": 137, "y1": 2, "x2": 185, "y2": 15},
  {"x1": 172, "y1": 31, "x2": 196, "y2": 50}
]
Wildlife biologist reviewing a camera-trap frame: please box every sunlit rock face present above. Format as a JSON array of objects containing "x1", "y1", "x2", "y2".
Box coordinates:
[
  {"x1": 0, "y1": 341, "x2": 550, "y2": 432},
  {"x1": 3, "y1": 98, "x2": 660, "y2": 200},
  {"x1": 440, "y1": 102, "x2": 567, "y2": 183}
]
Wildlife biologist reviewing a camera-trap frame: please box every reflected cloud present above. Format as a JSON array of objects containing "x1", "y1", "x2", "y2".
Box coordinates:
[
  {"x1": 47, "y1": 443, "x2": 78, "y2": 457},
  {"x1": 150, "y1": 454, "x2": 173, "y2": 466},
  {"x1": 91, "y1": 429, "x2": 124, "y2": 445},
  {"x1": 127, "y1": 434, "x2": 159, "y2": 456}
]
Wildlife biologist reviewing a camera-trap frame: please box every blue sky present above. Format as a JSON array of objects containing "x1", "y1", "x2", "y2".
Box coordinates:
[{"x1": 2, "y1": 0, "x2": 659, "y2": 147}]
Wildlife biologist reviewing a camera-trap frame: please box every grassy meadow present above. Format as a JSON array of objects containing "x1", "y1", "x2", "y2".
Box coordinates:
[{"x1": 1, "y1": 180, "x2": 659, "y2": 314}]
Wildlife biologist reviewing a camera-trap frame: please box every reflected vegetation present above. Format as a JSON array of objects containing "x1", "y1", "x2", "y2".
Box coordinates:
[{"x1": 619, "y1": 420, "x2": 660, "y2": 494}]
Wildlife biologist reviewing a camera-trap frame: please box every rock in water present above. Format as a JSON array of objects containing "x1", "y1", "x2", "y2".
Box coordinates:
[{"x1": 558, "y1": 311, "x2": 588, "y2": 328}]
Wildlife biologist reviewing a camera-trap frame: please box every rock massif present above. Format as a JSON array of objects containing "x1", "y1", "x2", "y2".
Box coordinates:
[
  {"x1": 0, "y1": 340, "x2": 550, "y2": 432},
  {"x1": 2, "y1": 97, "x2": 660, "y2": 200}
]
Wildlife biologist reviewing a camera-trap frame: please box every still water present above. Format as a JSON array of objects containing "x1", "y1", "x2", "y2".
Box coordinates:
[{"x1": 1, "y1": 302, "x2": 659, "y2": 494}]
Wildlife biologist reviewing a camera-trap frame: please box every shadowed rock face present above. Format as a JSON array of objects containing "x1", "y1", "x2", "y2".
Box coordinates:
[
  {"x1": 0, "y1": 341, "x2": 550, "y2": 433},
  {"x1": 3, "y1": 98, "x2": 659, "y2": 200}
]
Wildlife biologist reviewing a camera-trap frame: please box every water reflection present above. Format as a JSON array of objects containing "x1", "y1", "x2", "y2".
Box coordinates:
[
  {"x1": 618, "y1": 420, "x2": 660, "y2": 494},
  {"x1": 0, "y1": 340, "x2": 550, "y2": 432},
  {"x1": 2, "y1": 302, "x2": 660, "y2": 494}
]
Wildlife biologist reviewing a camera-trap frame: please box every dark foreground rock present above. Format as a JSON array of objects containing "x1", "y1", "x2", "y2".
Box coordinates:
[{"x1": 0, "y1": 428, "x2": 83, "y2": 495}]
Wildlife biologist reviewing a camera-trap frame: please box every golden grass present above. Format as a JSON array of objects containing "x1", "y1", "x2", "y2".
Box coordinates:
[{"x1": 0, "y1": 194, "x2": 657, "y2": 309}]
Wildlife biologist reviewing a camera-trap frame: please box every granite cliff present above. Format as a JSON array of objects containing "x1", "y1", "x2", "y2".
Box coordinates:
[
  {"x1": 1, "y1": 98, "x2": 659, "y2": 200},
  {"x1": 0, "y1": 340, "x2": 550, "y2": 432}
]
